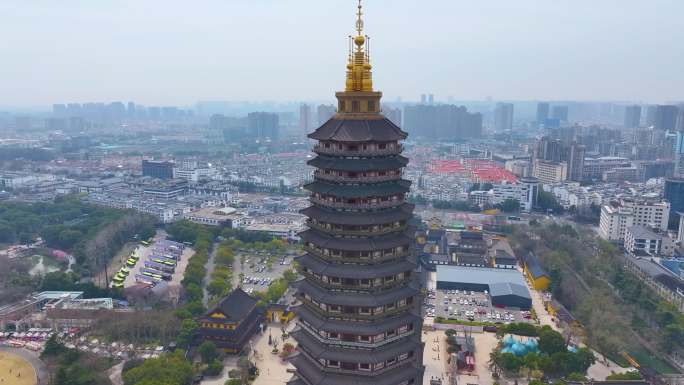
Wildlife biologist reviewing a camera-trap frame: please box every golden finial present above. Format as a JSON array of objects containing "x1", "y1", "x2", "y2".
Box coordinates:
[
  {"x1": 345, "y1": 0, "x2": 373, "y2": 92},
  {"x1": 356, "y1": 0, "x2": 364, "y2": 36}
]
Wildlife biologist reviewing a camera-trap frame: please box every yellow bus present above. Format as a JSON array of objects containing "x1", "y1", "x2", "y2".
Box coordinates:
[
  {"x1": 126, "y1": 258, "x2": 137, "y2": 267},
  {"x1": 142, "y1": 271, "x2": 162, "y2": 280},
  {"x1": 152, "y1": 258, "x2": 175, "y2": 267}
]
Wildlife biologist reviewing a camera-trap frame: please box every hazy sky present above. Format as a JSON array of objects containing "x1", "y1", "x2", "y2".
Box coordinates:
[{"x1": 1, "y1": 0, "x2": 683, "y2": 107}]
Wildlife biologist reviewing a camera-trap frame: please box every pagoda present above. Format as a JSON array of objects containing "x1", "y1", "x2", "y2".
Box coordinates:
[{"x1": 287, "y1": 2, "x2": 424, "y2": 385}]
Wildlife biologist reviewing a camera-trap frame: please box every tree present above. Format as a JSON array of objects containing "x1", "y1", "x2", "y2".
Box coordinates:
[
  {"x1": 198, "y1": 341, "x2": 219, "y2": 364},
  {"x1": 204, "y1": 360, "x2": 224, "y2": 376},
  {"x1": 538, "y1": 327, "x2": 566, "y2": 355},
  {"x1": 537, "y1": 190, "x2": 563, "y2": 213},
  {"x1": 41, "y1": 334, "x2": 66, "y2": 359},
  {"x1": 566, "y1": 372, "x2": 588, "y2": 381},
  {"x1": 496, "y1": 199, "x2": 520, "y2": 213},
  {"x1": 123, "y1": 351, "x2": 193, "y2": 385},
  {"x1": 606, "y1": 371, "x2": 642, "y2": 380},
  {"x1": 177, "y1": 319, "x2": 198, "y2": 348}
]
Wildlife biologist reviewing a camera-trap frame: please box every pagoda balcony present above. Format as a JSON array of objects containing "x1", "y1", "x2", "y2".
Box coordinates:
[
  {"x1": 310, "y1": 196, "x2": 404, "y2": 210},
  {"x1": 313, "y1": 171, "x2": 401, "y2": 184},
  {"x1": 299, "y1": 270, "x2": 408, "y2": 292},
  {"x1": 303, "y1": 245, "x2": 410, "y2": 264},
  {"x1": 313, "y1": 144, "x2": 403, "y2": 157},
  {"x1": 294, "y1": 346, "x2": 417, "y2": 377},
  {"x1": 299, "y1": 298, "x2": 415, "y2": 321},
  {"x1": 297, "y1": 321, "x2": 416, "y2": 349},
  {"x1": 306, "y1": 220, "x2": 406, "y2": 236}
]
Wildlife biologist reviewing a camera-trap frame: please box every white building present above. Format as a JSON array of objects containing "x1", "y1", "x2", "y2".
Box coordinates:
[
  {"x1": 468, "y1": 190, "x2": 493, "y2": 207},
  {"x1": 491, "y1": 177, "x2": 539, "y2": 212},
  {"x1": 624, "y1": 226, "x2": 662, "y2": 255},
  {"x1": 599, "y1": 199, "x2": 670, "y2": 242},
  {"x1": 621, "y1": 199, "x2": 670, "y2": 231},
  {"x1": 532, "y1": 159, "x2": 567, "y2": 184},
  {"x1": 599, "y1": 205, "x2": 634, "y2": 241}
]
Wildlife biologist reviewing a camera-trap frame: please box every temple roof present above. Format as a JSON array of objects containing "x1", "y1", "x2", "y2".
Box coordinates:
[
  {"x1": 294, "y1": 279, "x2": 419, "y2": 307},
  {"x1": 293, "y1": 303, "x2": 422, "y2": 335},
  {"x1": 289, "y1": 353, "x2": 423, "y2": 385},
  {"x1": 291, "y1": 327, "x2": 422, "y2": 364},
  {"x1": 296, "y1": 253, "x2": 415, "y2": 279},
  {"x1": 300, "y1": 203, "x2": 414, "y2": 226},
  {"x1": 304, "y1": 180, "x2": 411, "y2": 199},
  {"x1": 308, "y1": 155, "x2": 408, "y2": 172},
  {"x1": 309, "y1": 117, "x2": 407, "y2": 142},
  {"x1": 199, "y1": 288, "x2": 259, "y2": 323},
  {"x1": 299, "y1": 228, "x2": 411, "y2": 251}
]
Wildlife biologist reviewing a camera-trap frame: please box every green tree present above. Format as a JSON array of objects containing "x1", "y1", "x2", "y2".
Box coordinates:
[
  {"x1": 123, "y1": 351, "x2": 193, "y2": 385},
  {"x1": 538, "y1": 327, "x2": 566, "y2": 355},
  {"x1": 198, "y1": 341, "x2": 219, "y2": 364},
  {"x1": 606, "y1": 371, "x2": 642, "y2": 380},
  {"x1": 177, "y1": 319, "x2": 198, "y2": 348},
  {"x1": 496, "y1": 199, "x2": 520, "y2": 213}
]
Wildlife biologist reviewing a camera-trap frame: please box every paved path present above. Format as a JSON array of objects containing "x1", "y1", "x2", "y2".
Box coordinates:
[
  {"x1": 108, "y1": 361, "x2": 124, "y2": 385},
  {"x1": 203, "y1": 242, "x2": 219, "y2": 307},
  {"x1": 232, "y1": 253, "x2": 245, "y2": 289}
]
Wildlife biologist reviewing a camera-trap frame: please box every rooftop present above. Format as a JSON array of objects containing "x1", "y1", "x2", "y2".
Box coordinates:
[{"x1": 436, "y1": 265, "x2": 527, "y2": 287}]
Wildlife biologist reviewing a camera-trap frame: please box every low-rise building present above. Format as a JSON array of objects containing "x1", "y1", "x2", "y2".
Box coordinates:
[
  {"x1": 599, "y1": 198, "x2": 670, "y2": 242},
  {"x1": 624, "y1": 226, "x2": 662, "y2": 256},
  {"x1": 521, "y1": 252, "x2": 551, "y2": 291},
  {"x1": 185, "y1": 207, "x2": 243, "y2": 227},
  {"x1": 583, "y1": 156, "x2": 631, "y2": 180},
  {"x1": 532, "y1": 159, "x2": 566, "y2": 184}
]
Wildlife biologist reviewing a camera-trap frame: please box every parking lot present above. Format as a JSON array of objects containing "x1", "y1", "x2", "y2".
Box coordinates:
[
  {"x1": 424, "y1": 288, "x2": 533, "y2": 324},
  {"x1": 238, "y1": 254, "x2": 294, "y2": 295}
]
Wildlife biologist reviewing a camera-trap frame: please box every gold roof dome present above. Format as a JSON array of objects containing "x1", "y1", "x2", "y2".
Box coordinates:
[{"x1": 354, "y1": 35, "x2": 365, "y2": 46}]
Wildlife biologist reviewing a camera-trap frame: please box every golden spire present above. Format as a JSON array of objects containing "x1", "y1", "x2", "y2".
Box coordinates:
[{"x1": 345, "y1": 0, "x2": 373, "y2": 92}]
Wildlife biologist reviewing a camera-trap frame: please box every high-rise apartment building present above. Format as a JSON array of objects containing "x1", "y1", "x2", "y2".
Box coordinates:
[
  {"x1": 494, "y1": 102, "x2": 514, "y2": 132},
  {"x1": 316, "y1": 104, "x2": 336, "y2": 126},
  {"x1": 623, "y1": 105, "x2": 641, "y2": 128},
  {"x1": 646, "y1": 105, "x2": 658, "y2": 127},
  {"x1": 536, "y1": 102, "x2": 549, "y2": 127},
  {"x1": 665, "y1": 178, "x2": 684, "y2": 217},
  {"x1": 289, "y1": 3, "x2": 424, "y2": 384},
  {"x1": 247, "y1": 112, "x2": 279, "y2": 141},
  {"x1": 551, "y1": 105, "x2": 569, "y2": 122},
  {"x1": 674, "y1": 132, "x2": 684, "y2": 178},
  {"x1": 403, "y1": 105, "x2": 482, "y2": 140},
  {"x1": 654, "y1": 105, "x2": 679, "y2": 131},
  {"x1": 299, "y1": 104, "x2": 312, "y2": 133},
  {"x1": 533, "y1": 136, "x2": 585, "y2": 182},
  {"x1": 383, "y1": 105, "x2": 403, "y2": 127}
]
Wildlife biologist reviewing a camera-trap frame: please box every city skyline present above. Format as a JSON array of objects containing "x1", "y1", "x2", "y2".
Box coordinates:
[{"x1": 1, "y1": 0, "x2": 683, "y2": 107}]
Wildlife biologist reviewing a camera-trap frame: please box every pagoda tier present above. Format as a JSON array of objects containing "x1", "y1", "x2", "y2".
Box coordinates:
[
  {"x1": 296, "y1": 253, "x2": 416, "y2": 279},
  {"x1": 289, "y1": 2, "x2": 423, "y2": 385},
  {"x1": 309, "y1": 117, "x2": 406, "y2": 142},
  {"x1": 300, "y1": 203, "x2": 414, "y2": 226},
  {"x1": 308, "y1": 154, "x2": 408, "y2": 172}
]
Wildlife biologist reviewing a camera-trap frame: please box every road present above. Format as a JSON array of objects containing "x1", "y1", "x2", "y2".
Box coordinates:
[
  {"x1": 203, "y1": 242, "x2": 219, "y2": 307},
  {"x1": 232, "y1": 253, "x2": 245, "y2": 290}
]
